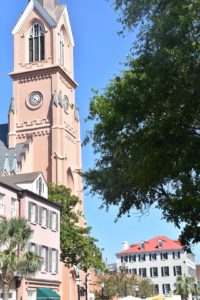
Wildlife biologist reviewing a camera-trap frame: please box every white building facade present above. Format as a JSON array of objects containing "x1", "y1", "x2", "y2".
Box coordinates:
[{"x1": 116, "y1": 236, "x2": 196, "y2": 296}]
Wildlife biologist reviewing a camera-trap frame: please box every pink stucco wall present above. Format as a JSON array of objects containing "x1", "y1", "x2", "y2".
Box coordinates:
[{"x1": 0, "y1": 184, "x2": 61, "y2": 299}]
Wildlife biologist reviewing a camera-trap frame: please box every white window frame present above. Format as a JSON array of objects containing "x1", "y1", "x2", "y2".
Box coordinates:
[
  {"x1": 139, "y1": 268, "x2": 146, "y2": 277},
  {"x1": 29, "y1": 23, "x2": 45, "y2": 62},
  {"x1": 52, "y1": 211, "x2": 57, "y2": 231},
  {"x1": 52, "y1": 249, "x2": 57, "y2": 273},
  {"x1": 41, "y1": 208, "x2": 47, "y2": 227},
  {"x1": 162, "y1": 266, "x2": 169, "y2": 276},
  {"x1": 11, "y1": 198, "x2": 17, "y2": 218},
  {"x1": 173, "y1": 251, "x2": 180, "y2": 259},
  {"x1": 161, "y1": 252, "x2": 168, "y2": 260},
  {"x1": 151, "y1": 267, "x2": 158, "y2": 277},
  {"x1": 174, "y1": 265, "x2": 182, "y2": 276},
  {"x1": 140, "y1": 254, "x2": 146, "y2": 261},
  {"x1": 41, "y1": 246, "x2": 48, "y2": 272},
  {"x1": 163, "y1": 284, "x2": 171, "y2": 295},
  {"x1": 30, "y1": 203, "x2": 36, "y2": 223},
  {"x1": 150, "y1": 253, "x2": 157, "y2": 261}
]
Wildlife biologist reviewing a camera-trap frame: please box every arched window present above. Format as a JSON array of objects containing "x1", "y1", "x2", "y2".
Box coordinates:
[
  {"x1": 60, "y1": 29, "x2": 65, "y2": 66},
  {"x1": 29, "y1": 23, "x2": 45, "y2": 62}
]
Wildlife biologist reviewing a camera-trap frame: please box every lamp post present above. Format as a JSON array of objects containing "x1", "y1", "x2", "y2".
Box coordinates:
[
  {"x1": 101, "y1": 283, "x2": 104, "y2": 300},
  {"x1": 76, "y1": 276, "x2": 81, "y2": 300},
  {"x1": 133, "y1": 285, "x2": 139, "y2": 298},
  {"x1": 85, "y1": 273, "x2": 90, "y2": 300}
]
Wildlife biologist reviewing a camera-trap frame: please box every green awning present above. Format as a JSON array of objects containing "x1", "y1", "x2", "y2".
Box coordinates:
[{"x1": 37, "y1": 288, "x2": 60, "y2": 299}]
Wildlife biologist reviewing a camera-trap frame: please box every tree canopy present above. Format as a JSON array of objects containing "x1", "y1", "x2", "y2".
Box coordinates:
[
  {"x1": 85, "y1": 0, "x2": 200, "y2": 248},
  {"x1": 48, "y1": 184, "x2": 105, "y2": 272},
  {"x1": 95, "y1": 273, "x2": 154, "y2": 299},
  {"x1": 174, "y1": 275, "x2": 199, "y2": 300}
]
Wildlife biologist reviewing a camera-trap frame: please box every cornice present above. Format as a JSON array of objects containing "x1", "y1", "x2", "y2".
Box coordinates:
[{"x1": 10, "y1": 65, "x2": 78, "y2": 89}]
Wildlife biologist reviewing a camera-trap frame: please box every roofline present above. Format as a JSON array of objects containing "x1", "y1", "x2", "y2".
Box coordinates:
[
  {"x1": 116, "y1": 247, "x2": 184, "y2": 255},
  {"x1": 0, "y1": 181, "x2": 61, "y2": 210}
]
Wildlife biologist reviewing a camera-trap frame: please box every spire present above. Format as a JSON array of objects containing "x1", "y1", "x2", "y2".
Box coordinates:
[
  {"x1": 4, "y1": 154, "x2": 10, "y2": 175},
  {"x1": 11, "y1": 154, "x2": 18, "y2": 174}
]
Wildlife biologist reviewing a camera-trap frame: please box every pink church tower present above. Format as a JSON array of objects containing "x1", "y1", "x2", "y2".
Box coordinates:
[{"x1": 6, "y1": 0, "x2": 83, "y2": 205}]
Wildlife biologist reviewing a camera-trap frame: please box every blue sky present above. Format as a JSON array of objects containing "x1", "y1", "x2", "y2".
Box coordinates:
[{"x1": 1, "y1": 0, "x2": 200, "y2": 263}]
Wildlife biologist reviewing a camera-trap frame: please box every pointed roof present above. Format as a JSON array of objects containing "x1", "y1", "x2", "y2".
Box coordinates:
[{"x1": 12, "y1": 0, "x2": 74, "y2": 46}]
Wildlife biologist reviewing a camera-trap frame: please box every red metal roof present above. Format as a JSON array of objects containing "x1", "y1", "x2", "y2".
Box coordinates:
[{"x1": 117, "y1": 236, "x2": 183, "y2": 255}]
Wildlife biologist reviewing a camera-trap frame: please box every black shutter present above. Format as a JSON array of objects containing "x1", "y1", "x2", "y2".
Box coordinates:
[
  {"x1": 162, "y1": 285, "x2": 165, "y2": 294},
  {"x1": 49, "y1": 211, "x2": 52, "y2": 229},
  {"x1": 45, "y1": 247, "x2": 48, "y2": 272},
  {"x1": 46, "y1": 209, "x2": 49, "y2": 227},
  {"x1": 56, "y1": 213, "x2": 58, "y2": 231},
  {"x1": 49, "y1": 248, "x2": 52, "y2": 273},
  {"x1": 39, "y1": 207, "x2": 42, "y2": 225},
  {"x1": 35, "y1": 205, "x2": 39, "y2": 223},
  {"x1": 56, "y1": 250, "x2": 59, "y2": 273},
  {"x1": 174, "y1": 266, "x2": 176, "y2": 276},
  {"x1": 28, "y1": 202, "x2": 32, "y2": 221},
  {"x1": 150, "y1": 268, "x2": 152, "y2": 277},
  {"x1": 161, "y1": 267, "x2": 164, "y2": 276},
  {"x1": 178, "y1": 252, "x2": 180, "y2": 258},
  {"x1": 35, "y1": 244, "x2": 38, "y2": 255},
  {"x1": 173, "y1": 252, "x2": 175, "y2": 259}
]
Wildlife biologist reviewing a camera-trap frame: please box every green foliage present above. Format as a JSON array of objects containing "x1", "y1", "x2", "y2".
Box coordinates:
[
  {"x1": 174, "y1": 275, "x2": 199, "y2": 300},
  {"x1": 85, "y1": 0, "x2": 200, "y2": 247},
  {"x1": 95, "y1": 273, "x2": 154, "y2": 299},
  {"x1": 48, "y1": 184, "x2": 105, "y2": 272},
  {"x1": 0, "y1": 218, "x2": 42, "y2": 300}
]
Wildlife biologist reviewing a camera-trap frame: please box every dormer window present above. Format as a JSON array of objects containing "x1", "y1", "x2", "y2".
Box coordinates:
[
  {"x1": 140, "y1": 241, "x2": 145, "y2": 250},
  {"x1": 158, "y1": 239, "x2": 163, "y2": 248},
  {"x1": 60, "y1": 29, "x2": 65, "y2": 66},
  {"x1": 29, "y1": 23, "x2": 45, "y2": 62}
]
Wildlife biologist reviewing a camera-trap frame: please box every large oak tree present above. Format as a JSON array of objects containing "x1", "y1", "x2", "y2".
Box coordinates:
[{"x1": 85, "y1": 0, "x2": 200, "y2": 248}]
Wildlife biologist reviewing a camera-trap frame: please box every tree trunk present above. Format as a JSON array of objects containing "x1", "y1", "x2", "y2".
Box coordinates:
[{"x1": 2, "y1": 280, "x2": 10, "y2": 300}]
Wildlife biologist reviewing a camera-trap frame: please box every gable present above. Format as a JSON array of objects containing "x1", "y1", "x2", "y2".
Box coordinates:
[{"x1": 12, "y1": 0, "x2": 57, "y2": 35}]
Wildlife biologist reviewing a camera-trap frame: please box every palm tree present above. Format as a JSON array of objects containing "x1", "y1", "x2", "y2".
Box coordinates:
[
  {"x1": 174, "y1": 275, "x2": 199, "y2": 300},
  {"x1": 0, "y1": 218, "x2": 43, "y2": 300}
]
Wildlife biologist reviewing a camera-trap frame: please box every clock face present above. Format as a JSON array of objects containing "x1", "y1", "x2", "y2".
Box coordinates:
[{"x1": 29, "y1": 92, "x2": 42, "y2": 106}]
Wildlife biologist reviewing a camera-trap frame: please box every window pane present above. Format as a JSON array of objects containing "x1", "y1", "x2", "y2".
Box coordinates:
[
  {"x1": 40, "y1": 36, "x2": 44, "y2": 61},
  {"x1": 29, "y1": 38, "x2": 33, "y2": 62}
]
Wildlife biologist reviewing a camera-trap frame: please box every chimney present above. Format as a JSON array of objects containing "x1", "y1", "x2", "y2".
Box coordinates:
[{"x1": 122, "y1": 241, "x2": 128, "y2": 250}]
